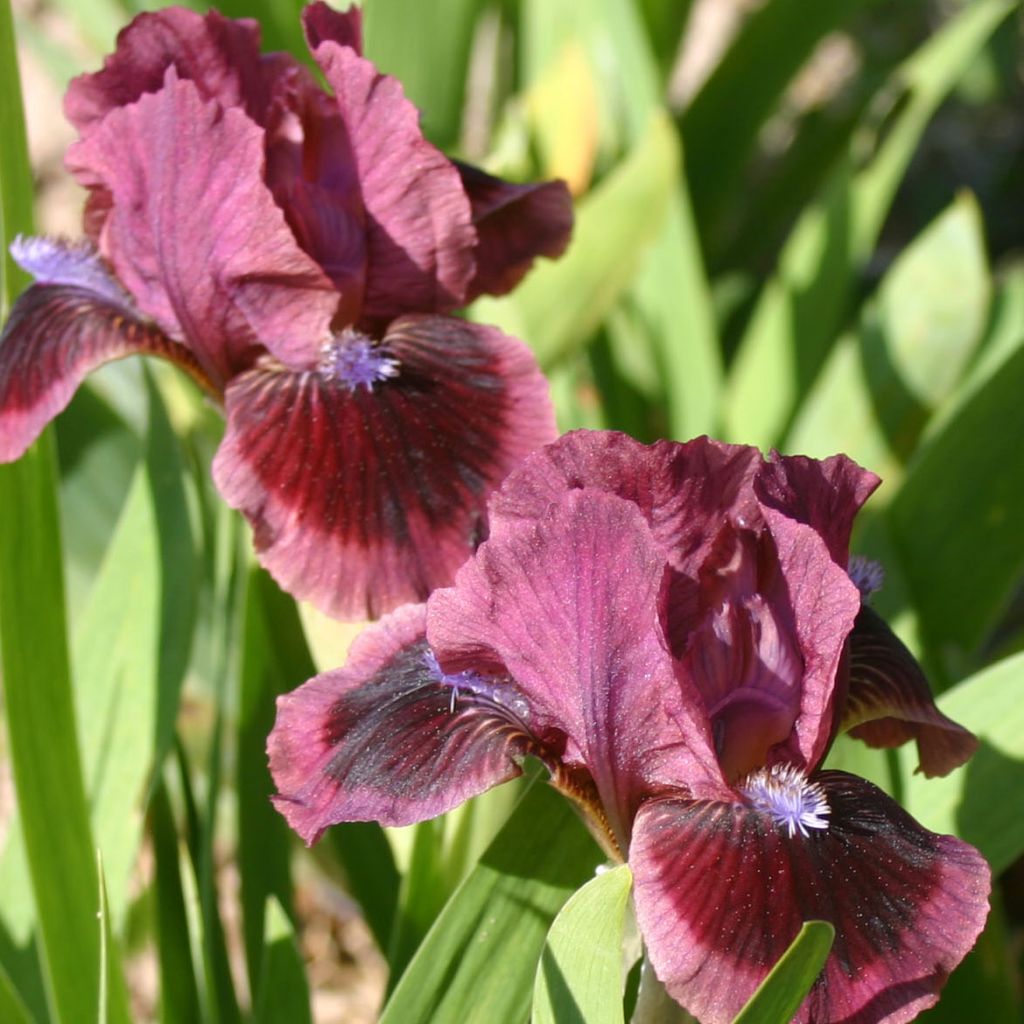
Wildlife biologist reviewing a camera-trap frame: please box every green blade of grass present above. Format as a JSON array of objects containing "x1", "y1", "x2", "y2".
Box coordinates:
[
  {"x1": 0, "y1": 962, "x2": 34, "y2": 1024},
  {"x1": 732, "y1": 921, "x2": 834, "y2": 1024},
  {"x1": 252, "y1": 899, "x2": 313, "y2": 1024}
]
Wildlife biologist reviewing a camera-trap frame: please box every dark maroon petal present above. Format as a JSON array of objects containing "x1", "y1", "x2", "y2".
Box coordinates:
[
  {"x1": 212, "y1": 315, "x2": 556, "y2": 620},
  {"x1": 0, "y1": 283, "x2": 213, "y2": 462},
  {"x1": 66, "y1": 74, "x2": 338, "y2": 382},
  {"x1": 755, "y1": 452, "x2": 881, "y2": 566},
  {"x1": 64, "y1": 7, "x2": 276, "y2": 137},
  {"x1": 631, "y1": 771, "x2": 990, "y2": 1024},
  {"x1": 454, "y1": 162, "x2": 573, "y2": 301},
  {"x1": 759, "y1": 506, "x2": 863, "y2": 771},
  {"x1": 268, "y1": 604, "x2": 531, "y2": 844},
  {"x1": 308, "y1": 36, "x2": 476, "y2": 323},
  {"x1": 429, "y1": 488, "x2": 725, "y2": 848},
  {"x1": 844, "y1": 606, "x2": 977, "y2": 777},
  {"x1": 302, "y1": 1, "x2": 363, "y2": 53}
]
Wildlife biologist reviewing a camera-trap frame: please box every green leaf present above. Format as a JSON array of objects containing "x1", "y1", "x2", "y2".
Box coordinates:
[
  {"x1": 472, "y1": 112, "x2": 679, "y2": 368},
  {"x1": 903, "y1": 651, "x2": 1024, "y2": 875},
  {"x1": 363, "y1": 0, "x2": 483, "y2": 148},
  {"x1": 0, "y1": 962, "x2": 34, "y2": 1024},
  {"x1": 149, "y1": 780, "x2": 201, "y2": 1024},
  {"x1": 379, "y1": 777, "x2": 604, "y2": 1024},
  {"x1": 683, "y1": 0, "x2": 878, "y2": 243},
  {"x1": 96, "y1": 853, "x2": 132, "y2": 1024},
  {"x1": 237, "y1": 568, "x2": 309, "y2": 992},
  {"x1": 252, "y1": 899, "x2": 313, "y2": 1024},
  {"x1": 725, "y1": 0, "x2": 1015, "y2": 449},
  {"x1": 73, "y1": 373, "x2": 196, "y2": 928},
  {"x1": 732, "y1": 920, "x2": 835, "y2": 1024},
  {"x1": 532, "y1": 864, "x2": 632, "y2": 1024},
  {"x1": 884, "y1": 341, "x2": 1024, "y2": 666}
]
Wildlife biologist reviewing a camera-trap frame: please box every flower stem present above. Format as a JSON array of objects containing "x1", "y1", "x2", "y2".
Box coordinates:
[{"x1": 631, "y1": 958, "x2": 699, "y2": 1024}]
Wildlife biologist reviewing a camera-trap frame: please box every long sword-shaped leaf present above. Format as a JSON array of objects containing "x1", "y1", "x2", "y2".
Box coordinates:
[{"x1": 380, "y1": 778, "x2": 604, "y2": 1024}]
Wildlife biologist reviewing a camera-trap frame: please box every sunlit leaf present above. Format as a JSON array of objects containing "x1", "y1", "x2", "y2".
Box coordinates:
[{"x1": 532, "y1": 864, "x2": 632, "y2": 1024}]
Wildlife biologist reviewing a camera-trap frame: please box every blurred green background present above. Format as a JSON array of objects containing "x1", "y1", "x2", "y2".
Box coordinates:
[{"x1": 1, "y1": 0, "x2": 1023, "y2": 1021}]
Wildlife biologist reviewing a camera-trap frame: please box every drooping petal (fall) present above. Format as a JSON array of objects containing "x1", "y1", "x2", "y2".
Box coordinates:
[
  {"x1": 429, "y1": 488, "x2": 725, "y2": 848},
  {"x1": 631, "y1": 770, "x2": 990, "y2": 1024},
  {"x1": 843, "y1": 605, "x2": 978, "y2": 777},
  {"x1": 0, "y1": 282, "x2": 212, "y2": 462},
  {"x1": 268, "y1": 604, "x2": 533, "y2": 844},
  {"x1": 307, "y1": 25, "x2": 476, "y2": 325},
  {"x1": 455, "y1": 162, "x2": 574, "y2": 301},
  {"x1": 66, "y1": 73, "x2": 338, "y2": 383},
  {"x1": 212, "y1": 315, "x2": 556, "y2": 621}
]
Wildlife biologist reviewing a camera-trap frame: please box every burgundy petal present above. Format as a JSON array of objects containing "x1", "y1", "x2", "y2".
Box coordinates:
[
  {"x1": 212, "y1": 315, "x2": 556, "y2": 620},
  {"x1": 0, "y1": 283, "x2": 211, "y2": 462},
  {"x1": 631, "y1": 771, "x2": 990, "y2": 1024},
  {"x1": 268, "y1": 604, "x2": 531, "y2": 844},
  {"x1": 64, "y1": 7, "x2": 276, "y2": 137},
  {"x1": 755, "y1": 452, "x2": 881, "y2": 566},
  {"x1": 454, "y1": 162, "x2": 574, "y2": 301},
  {"x1": 308, "y1": 35, "x2": 476, "y2": 323},
  {"x1": 302, "y1": 1, "x2": 363, "y2": 53},
  {"x1": 844, "y1": 606, "x2": 978, "y2": 777},
  {"x1": 66, "y1": 74, "x2": 338, "y2": 383},
  {"x1": 758, "y1": 506, "x2": 863, "y2": 771},
  {"x1": 429, "y1": 488, "x2": 725, "y2": 848}
]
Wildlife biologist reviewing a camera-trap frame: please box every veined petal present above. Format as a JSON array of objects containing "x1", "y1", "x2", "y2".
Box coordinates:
[
  {"x1": 429, "y1": 488, "x2": 725, "y2": 848},
  {"x1": 308, "y1": 31, "x2": 476, "y2": 323},
  {"x1": 268, "y1": 604, "x2": 532, "y2": 844},
  {"x1": 455, "y1": 162, "x2": 573, "y2": 301},
  {"x1": 64, "y1": 6, "x2": 276, "y2": 137},
  {"x1": 66, "y1": 73, "x2": 338, "y2": 383},
  {"x1": 0, "y1": 283, "x2": 212, "y2": 462},
  {"x1": 212, "y1": 315, "x2": 556, "y2": 620},
  {"x1": 755, "y1": 452, "x2": 881, "y2": 566},
  {"x1": 631, "y1": 771, "x2": 990, "y2": 1024},
  {"x1": 844, "y1": 606, "x2": 977, "y2": 777}
]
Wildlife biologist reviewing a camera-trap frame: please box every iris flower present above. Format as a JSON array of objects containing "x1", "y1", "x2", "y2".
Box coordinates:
[
  {"x1": 269, "y1": 430, "x2": 989, "y2": 1024},
  {"x1": 0, "y1": 3, "x2": 569, "y2": 618}
]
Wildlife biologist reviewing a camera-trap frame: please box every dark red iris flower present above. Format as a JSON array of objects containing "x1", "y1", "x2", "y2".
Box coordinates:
[
  {"x1": 0, "y1": 3, "x2": 570, "y2": 619},
  {"x1": 269, "y1": 429, "x2": 989, "y2": 1024}
]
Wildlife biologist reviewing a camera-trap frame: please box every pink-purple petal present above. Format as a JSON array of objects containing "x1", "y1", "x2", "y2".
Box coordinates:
[
  {"x1": 428, "y1": 488, "x2": 725, "y2": 848},
  {"x1": 64, "y1": 7, "x2": 272, "y2": 138},
  {"x1": 844, "y1": 606, "x2": 978, "y2": 777},
  {"x1": 302, "y1": 1, "x2": 362, "y2": 53},
  {"x1": 631, "y1": 771, "x2": 990, "y2": 1024},
  {"x1": 66, "y1": 74, "x2": 338, "y2": 382},
  {"x1": 0, "y1": 283, "x2": 208, "y2": 462},
  {"x1": 268, "y1": 604, "x2": 530, "y2": 844},
  {"x1": 212, "y1": 315, "x2": 556, "y2": 621},
  {"x1": 455, "y1": 162, "x2": 574, "y2": 301},
  {"x1": 309, "y1": 37, "x2": 476, "y2": 323}
]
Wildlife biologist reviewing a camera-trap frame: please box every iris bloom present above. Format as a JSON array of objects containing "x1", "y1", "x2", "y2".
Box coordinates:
[
  {"x1": 269, "y1": 430, "x2": 989, "y2": 1024},
  {"x1": 0, "y1": 2, "x2": 569, "y2": 618}
]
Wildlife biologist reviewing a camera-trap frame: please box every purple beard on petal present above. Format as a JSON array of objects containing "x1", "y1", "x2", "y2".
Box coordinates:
[
  {"x1": 319, "y1": 328, "x2": 400, "y2": 391},
  {"x1": 10, "y1": 236, "x2": 134, "y2": 311}
]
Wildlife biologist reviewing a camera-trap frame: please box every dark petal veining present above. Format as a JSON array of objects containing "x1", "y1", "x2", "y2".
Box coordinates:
[
  {"x1": 212, "y1": 314, "x2": 555, "y2": 621},
  {"x1": 843, "y1": 605, "x2": 978, "y2": 777},
  {"x1": 631, "y1": 771, "x2": 990, "y2": 1024},
  {"x1": 268, "y1": 604, "x2": 534, "y2": 844}
]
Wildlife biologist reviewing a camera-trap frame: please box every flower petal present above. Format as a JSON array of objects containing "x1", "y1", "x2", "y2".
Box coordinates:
[
  {"x1": 844, "y1": 605, "x2": 978, "y2": 777},
  {"x1": 631, "y1": 771, "x2": 990, "y2": 1024},
  {"x1": 307, "y1": 31, "x2": 476, "y2": 323},
  {"x1": 429, "y1": 488, "x2": 725, "y2": 848},
  {"x1": 268, "y1": 604, "x2": 531, "y2": 843},
  {"x1": 0, "y1": 283, "x2": 209, "y2": 462},
  {"x1": 302, "y1": 0, "x2": 362, "y2": 53},
  {"x1": 64, "y1": 7, "x2": 273, "y2": 138},
  {"x1": 454, "y1": 162, "x2": 573, "y2": 301},
  {"x1": 754, "y1": 452, "x2": 881, "y2": 566},
  {"x1": 66, "y1": 73, "x2": 337, "y2": 383},
  {"x1": 212, "y1": 315, "x2": 556, "y2": 620}
]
